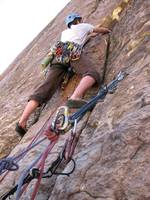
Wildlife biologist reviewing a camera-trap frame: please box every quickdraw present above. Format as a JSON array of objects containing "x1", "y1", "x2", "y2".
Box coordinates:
[
  {"x1": 69, "y1": 71, "x2": 127, "y2": 123},
  {"x1": 63, "y1": 119, "x2": 78, "y2": 161},
  {"x1": 0, "y1": 153, "x2": 76, "y2": 200},
  {"x1": 52, "y1": 71, "x2": 127, "y2": 133},
  {"x1": 0, "y1": 71, "x2": 127, "y2": 200}
]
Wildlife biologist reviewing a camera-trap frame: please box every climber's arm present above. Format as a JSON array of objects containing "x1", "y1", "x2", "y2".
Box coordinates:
[
  {"x1": 93, "y1": 25, "x2": 111, "y2": 34},
  {"x1": 87, "y1": 25, "x2": 111, "y2": 39}
]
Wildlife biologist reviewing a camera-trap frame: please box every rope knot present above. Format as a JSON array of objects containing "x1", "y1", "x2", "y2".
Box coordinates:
[{"x1": 0, "y1": 158, "x2": 19, "y2": 174}]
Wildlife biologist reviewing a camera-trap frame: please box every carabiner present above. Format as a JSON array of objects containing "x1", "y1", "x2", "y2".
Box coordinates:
[
  {"x1": 58, "y1": 106, "x2": 70, "y2": 131},
  {"x1": 51, "y1": 106, "x2": 70, "y2": 134},
  {"x1": 72, "y1": 119, "x2": 77, "y2": 134}
]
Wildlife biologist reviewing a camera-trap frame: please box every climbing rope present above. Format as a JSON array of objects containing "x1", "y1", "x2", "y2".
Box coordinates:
[
  {"x1": 30, "y1": 136, "x2": 58, "y2": 200},
  {"x1": 0, "y1": 158, "x2": 19, "y2": 173},
  {"x1": 15, "y1": 151, "x2": 44, "y2": 200},
  {"x1": 0, "y1": 118, "x2": 76, "y2": 200},
  {"x1": 0, "y1": 137, "x2": 76, "y2": 200},
  {"x1": 0, "y1": 100, "x2": 64, "y2": 177},
  {"x1": 0, "y1": 71, "x2": 127, "y2": 200},
  {"x1": 0, "y1": 137, "x2": 47, "y2": 176}
]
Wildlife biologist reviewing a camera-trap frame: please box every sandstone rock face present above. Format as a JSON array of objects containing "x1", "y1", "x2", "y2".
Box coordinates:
[{"x1": 0, "y1": 0, "x2": 150, "y2": 200}]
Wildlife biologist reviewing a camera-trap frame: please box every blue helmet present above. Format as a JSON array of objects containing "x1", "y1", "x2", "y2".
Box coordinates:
[{"x1": 65, "y1": 13, "x2": 82, "y2": 27}]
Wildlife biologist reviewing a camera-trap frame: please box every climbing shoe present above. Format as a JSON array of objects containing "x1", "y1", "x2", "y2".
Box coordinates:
[
  {"x1": 66, "y1": 99, "x2": 87, "y2": 109},
  {"x1": 15, "y1": 122, "x2": 27, "y2": 137}
]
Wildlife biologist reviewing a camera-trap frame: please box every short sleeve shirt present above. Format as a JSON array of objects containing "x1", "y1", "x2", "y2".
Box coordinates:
[{"x1": 61, "y1": 23, "x2": 94, "y2": 46}]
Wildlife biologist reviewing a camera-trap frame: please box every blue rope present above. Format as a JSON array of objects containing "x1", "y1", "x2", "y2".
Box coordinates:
[
  {"x1": 14, "y1": 137, "x2": 47, "y2": 160},
  {"x1": 0, "y1": 112, "x2": 52, "y2": 175},
  {"x1": 0, "y1": 158, "x2": 19, "y2": 173},
  {"x1": 15, "y1": 152, "x2": 43, "y2": 200},
  {"x1": 0, "y1": 137, "x2": 47, "y2": 175}
]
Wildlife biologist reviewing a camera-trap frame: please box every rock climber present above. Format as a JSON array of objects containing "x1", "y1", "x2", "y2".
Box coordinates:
[{"x1": 15, "y1": 13, "x2": 110, "y2": 137}]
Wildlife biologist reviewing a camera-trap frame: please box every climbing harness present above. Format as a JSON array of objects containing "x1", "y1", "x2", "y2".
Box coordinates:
[
  {"x1": 0, "y1": 70, "x2": 127, "y2": 200},
  {"x1": 51, "y1": 41, "x2": 82, "y2": 64},
  {"x1": 41, "y1": 41, "x2": 82, "y2": 72}
]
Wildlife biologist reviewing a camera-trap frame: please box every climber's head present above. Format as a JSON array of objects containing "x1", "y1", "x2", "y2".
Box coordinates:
[{"x1": 65, "y1": 13, "x2": 82, "y2": 28}]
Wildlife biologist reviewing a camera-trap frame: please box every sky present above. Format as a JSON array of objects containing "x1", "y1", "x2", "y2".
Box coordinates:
[{"x1": 0, "y1": 0, "x2": 70, "y2": 74}]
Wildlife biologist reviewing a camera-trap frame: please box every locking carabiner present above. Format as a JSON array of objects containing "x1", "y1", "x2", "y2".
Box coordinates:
[{"x1": 51, "y1": 106, "x2": 70, "y2": 134}]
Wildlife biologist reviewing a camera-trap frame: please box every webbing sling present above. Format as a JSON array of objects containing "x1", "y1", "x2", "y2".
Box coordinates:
[{"x1": 69, "y1": 71, "x2": 127, "y2": 123}]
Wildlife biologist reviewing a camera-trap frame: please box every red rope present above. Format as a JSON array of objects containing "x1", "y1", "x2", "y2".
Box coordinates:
[
  {"x1": 0, "y1": 99, "x2": 65, "y2": 184},
  {"x1": 31, "y1": 135, "x2": 59, "y2": 200}
]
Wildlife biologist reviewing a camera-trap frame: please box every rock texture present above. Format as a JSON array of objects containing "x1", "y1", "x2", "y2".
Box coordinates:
[{"x1": 0, "y1": 0, "x2": 150, "y2": 200}]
